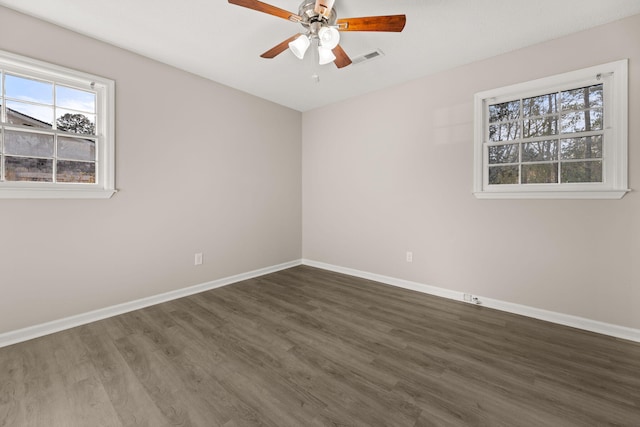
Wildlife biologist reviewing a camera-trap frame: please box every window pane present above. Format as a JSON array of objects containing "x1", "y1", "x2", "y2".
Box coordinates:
[
  {"x1": 6, "y1": 100, "x2": 53, "y2": 128},
  {"x1": 489, "y1": 101, "x2": 520, "y2": 123},
  {"x1": 58, "y1": 136, "x2": 96, "y2": 161},
  {"x1": 56, "y1": 160, "x2": 96, "y2": 183},
  {"x1": 523, "y1": 93, "x2": 557, "y2": 117},
  {"x1": 522, "y1": 141, "x2": 557, "y2": 162},
  {"x1": 56, "y1": 85, "x2": 96, "y2": 113},
  {"x1": 560, "y1": 110, "x2": 603, "y2": 133},
  {"x1": 5, "y1": 156, "x2": 53, "y2": 182},
  {"x1": 523, "y1": 117, "x2": 557, "y2": 138},
  {"x1": 522, "y1": 163, "x2": 558, "y2": 184},
  {"x1": 489, "y1": 144, "x2": 519, "y2": 164},
  {"x1": 561, "y1": 136, "x2": 602, "y2": 160},
  {"x1": 561, "y1": 161, "x2": 603, "y2": 183},
  {"x1": 560, "y1": 84, "x2": 603, "y2": 111},
  {"x1": 55, "y1": 110, "x2": 96, "y2": 135},
  {"x1": 489, "y1": 165, "x2": 519, "y2": 185},
  {"x1": 4, "y1": 74, "x2": 53, "y2": 104},
  {"x1": 489, "y1": 122, "x2": 519, "y2": 142},
  {"x1": 4, "y1": 130, "x2": 54, "y2": 157}
]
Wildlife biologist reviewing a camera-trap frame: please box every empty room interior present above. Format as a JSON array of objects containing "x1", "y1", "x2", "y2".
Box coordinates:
[{"x1": 1, "y1": 1, "x2": 640, "y2": 425}]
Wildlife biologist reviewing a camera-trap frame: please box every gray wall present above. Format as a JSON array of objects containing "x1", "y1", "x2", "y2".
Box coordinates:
[
  {"x1": 303, "y1": 14, "x2": 640, "y2": 330},
  {"x1": 0, "y1": 7, "x2": 302, "y2": 334}
]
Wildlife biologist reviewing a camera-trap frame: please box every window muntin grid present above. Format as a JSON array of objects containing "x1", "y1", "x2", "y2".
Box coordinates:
[
  {"x1": 486, "y1": 84, "x2": 604, "y2": 186},
  {"x1": 1, "y1": 72, "x2": 98, "y2": 184}
]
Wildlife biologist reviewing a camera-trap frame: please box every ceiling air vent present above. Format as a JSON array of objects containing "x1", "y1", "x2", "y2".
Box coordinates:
[{"x1": 351, "y1": 49, "x2": 385, "y2": 65}]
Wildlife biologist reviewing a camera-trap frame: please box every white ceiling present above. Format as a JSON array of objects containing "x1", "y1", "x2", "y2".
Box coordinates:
[{"x1": 2, "y1": 0, "x2": 639, "y2": 111}]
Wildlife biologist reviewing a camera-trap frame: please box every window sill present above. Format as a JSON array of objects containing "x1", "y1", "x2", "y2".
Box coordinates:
[
  {"x1": 473, "y1": 189, "x2": 630, "y2": 200},
  {"x1": 0, "y1": 187, "x2": 117, "y2": 199}
]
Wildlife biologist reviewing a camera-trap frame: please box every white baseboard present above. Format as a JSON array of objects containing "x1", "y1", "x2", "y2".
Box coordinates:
[
  {"x1": 4, "y1": 258, "x2": 638, "y2": 348},
  {"x1": 0, "y1": 260, "x2": 302, "y2": 348},
  {"x1": 301, "y1": 259, "x2": 640, "y2": 343}
]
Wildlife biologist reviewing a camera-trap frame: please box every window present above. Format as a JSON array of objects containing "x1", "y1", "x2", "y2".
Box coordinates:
[
  {"x1": 0, "y1": 49, "x2": 115, "y2": 198},
  {"x1": 473, "y1": 60, "x2": 628, "y2": 199}
]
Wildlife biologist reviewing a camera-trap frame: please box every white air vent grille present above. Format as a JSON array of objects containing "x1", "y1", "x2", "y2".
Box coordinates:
[{"x1": 352, "y1": 49, "x2": 385, "y2": 65}]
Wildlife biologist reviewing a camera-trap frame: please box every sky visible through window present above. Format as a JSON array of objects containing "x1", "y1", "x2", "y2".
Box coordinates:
[{"x1": 3, "y1": 73, "x2": 95, "y2": 130}]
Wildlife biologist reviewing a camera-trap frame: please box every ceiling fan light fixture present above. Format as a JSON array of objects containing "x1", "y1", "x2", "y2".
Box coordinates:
[
  {"x1": 317, "y1": 46, "x2": 336, "y2": 65},
  {"x1": 289, "y1": 34, "x2": 311, "y2": 59},
  {"x1": 318, "y1": 26, "x2": 340, "y2": 49}
]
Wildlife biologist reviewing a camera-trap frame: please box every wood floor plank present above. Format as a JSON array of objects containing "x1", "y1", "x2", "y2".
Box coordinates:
[
  {"x1": 0, "y1": 345, "x2": 27, "y2": 427},
  {"x1": 21, "y1": 335, "x2": 81, "y2": 427},
  {"x1": 77, "y1": 322, "x2": 169, "y2": 426},
  {"x1": 1, "y1": 265, "x2": 640, "y2": 426}
]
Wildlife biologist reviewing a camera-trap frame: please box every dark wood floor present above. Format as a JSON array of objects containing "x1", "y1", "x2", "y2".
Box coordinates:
[{"x1": 1, "y1": 266, "x2": 639, "y2": 426}]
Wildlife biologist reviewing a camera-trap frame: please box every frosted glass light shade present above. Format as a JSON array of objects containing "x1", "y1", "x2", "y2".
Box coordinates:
[
  {"x1": 318, "y1": 27, "x2": 340, "y2": 49},
  {"x1": 318, "y1": 46, "x2": 336, "y2": 65},
  {"x1": 289, "y1": 35, "x2": 311, "y2": 59}
]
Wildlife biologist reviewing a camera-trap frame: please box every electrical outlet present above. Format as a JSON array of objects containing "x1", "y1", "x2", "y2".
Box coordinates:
[
  {"x1": 463, "y1": 293, "x2": 481, "y2": 304},
  {"x1": 406, "y1": 251, "x2": 413, "y2": 262},
  {"x1": 194, "y1": 253, "x2": 203, "y2": 266}
]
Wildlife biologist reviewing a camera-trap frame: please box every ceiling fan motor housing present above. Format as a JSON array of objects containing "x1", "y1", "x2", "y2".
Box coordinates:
[{"x1": 298, "y1": 0, "x2": 337, "y2": 29}]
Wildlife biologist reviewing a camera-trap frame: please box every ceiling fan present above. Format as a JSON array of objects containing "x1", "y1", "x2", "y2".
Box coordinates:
[{"x1": 228, "y1": 0, "x2": 406, "y2": 68}]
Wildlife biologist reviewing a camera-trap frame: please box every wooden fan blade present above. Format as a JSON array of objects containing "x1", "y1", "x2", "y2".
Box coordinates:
[
  {"x1": 332, "y1": 45, "x2": 352, "y2": 69},
  {"x1": 228, "y1": 0, "x2": 301, "y2": 22},
  {"x1": 314, "y1": 0, "x2": 336, "y2": 18},
  {"x1": 336, "y1": 15, "x2": 406, "y2": 32},
  {"x1": 261, "y1": 34, "x2": 302, "y2": 58}
]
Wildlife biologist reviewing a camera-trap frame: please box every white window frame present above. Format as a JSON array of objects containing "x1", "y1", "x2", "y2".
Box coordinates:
[
  {"x1": 0, "y1": 49, "x2": 116, "y2": 199},
  {"x1": 473, "y1": 60, "x2": 628, "y2": 199}
]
